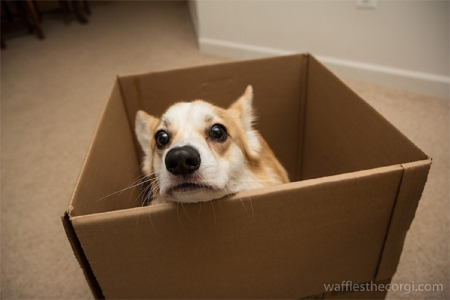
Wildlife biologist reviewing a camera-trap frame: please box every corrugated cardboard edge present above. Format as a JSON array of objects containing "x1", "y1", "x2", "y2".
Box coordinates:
[
  {"x1": 296, "y1": 53, "x2": 310, "y2": 180},
  {"x1": 116, "y1": 75, "x2": 142, "y2": 161},
  {"x1": 62, "y1": 213, "x2": 105, "y2": 299},
  {"x1": 67, "y1": 78, "x2": 122, "y2": 215},
  {"x1": 375, "y1": 158, "x2": 432, "y2": 280},
  {"x1": 60, "y1": 80, "x2": 123, "y2": 300}
]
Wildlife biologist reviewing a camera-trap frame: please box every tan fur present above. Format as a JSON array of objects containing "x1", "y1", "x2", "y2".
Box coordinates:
[
  {"x1": 253, "y1": 132, "x2": 290, "y2": 184},
  {"x1": 218, "y1": 97, "x2": 289, "y2": 185}
]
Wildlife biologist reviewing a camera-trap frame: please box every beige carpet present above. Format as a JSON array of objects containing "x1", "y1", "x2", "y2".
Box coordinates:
[{"x1": 1, "y1": 1, "x2": 448, "y2": 299}]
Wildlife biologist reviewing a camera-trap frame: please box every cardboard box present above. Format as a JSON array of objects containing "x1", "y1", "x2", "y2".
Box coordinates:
[{"x1": 63, "y1": 54, "x2": 431, "y2": 299}]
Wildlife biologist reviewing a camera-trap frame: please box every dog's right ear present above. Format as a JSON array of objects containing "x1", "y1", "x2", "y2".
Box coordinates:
[
  {"x1": 135, "y1": 110, "x2": 160, "y2": 175},
  {"x1": 135, "y1": 110, "x2": 160, "y2": 153}
]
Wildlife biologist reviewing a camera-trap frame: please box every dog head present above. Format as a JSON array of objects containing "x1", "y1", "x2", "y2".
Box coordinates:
[{"x1": 135, "y1": 86, "x2": 264, "y2": 203}]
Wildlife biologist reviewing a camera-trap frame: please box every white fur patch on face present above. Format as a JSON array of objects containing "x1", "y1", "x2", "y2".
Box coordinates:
[
  {"x1": 162, "y1": 102, "x2": 214, "y2": 138},
  {"x1": 153, "y1": 101, "x2": 259, "y2": 203},
  {"x1": 135, "y1": 85, "x2": 289, "y2": 205}
]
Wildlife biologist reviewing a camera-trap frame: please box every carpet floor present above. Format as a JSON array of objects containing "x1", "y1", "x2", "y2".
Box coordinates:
[{"x1": 1, "y1": 1, "x2": 448, "y2": 299}]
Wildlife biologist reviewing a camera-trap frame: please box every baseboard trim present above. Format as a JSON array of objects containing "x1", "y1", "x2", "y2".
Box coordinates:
[{"x1": 199, "y1": 37, "x2": 449, "y2": 98}]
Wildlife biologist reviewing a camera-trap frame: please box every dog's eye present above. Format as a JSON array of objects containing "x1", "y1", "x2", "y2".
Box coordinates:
[
  {"x1": 209, "y1": 124, "x2": 227, "y2": 142},
  {"x1": 155, "y1": 130, "x2": 170, "y2": 148}
]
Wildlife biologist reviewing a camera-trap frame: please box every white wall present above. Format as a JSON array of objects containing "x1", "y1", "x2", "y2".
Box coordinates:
[{"x1": 189, "y1": 0, "x2": 449, "y2": 97}]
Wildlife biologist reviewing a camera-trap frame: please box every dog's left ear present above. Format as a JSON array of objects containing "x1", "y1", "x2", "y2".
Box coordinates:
[{"x1": 228, "y1": 85, "x2": 261, "y2": 158}]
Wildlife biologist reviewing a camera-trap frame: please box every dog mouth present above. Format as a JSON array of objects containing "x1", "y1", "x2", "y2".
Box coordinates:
[{"x1": 167, "y1": 182, "x2": 215, "y2": 194}]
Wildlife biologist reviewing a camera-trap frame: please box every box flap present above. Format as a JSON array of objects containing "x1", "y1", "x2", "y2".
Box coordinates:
[
  {"x1": 71, "y1": 165, "x2": 403, "y2": 299},
  {"x1": 62, "y1": 213, "x2": 104, "y2": 299},
  {"x1": 375, "y1": 159, "x2": 431, "y2": 280},
  {"x1": 301, "y1": 56, "x2": 428, "y2": 180},
  {"x1": 69, "y1": 79, "x2": 142, "y2": 217}
]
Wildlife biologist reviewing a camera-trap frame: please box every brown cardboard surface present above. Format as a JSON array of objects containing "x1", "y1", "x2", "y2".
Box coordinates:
[
  {"x1": 69, "y1": 79, "x2": 142, "y2": 217},
  {"x1": 71, "y1": 166, "x2": 402, "y2": 299},
  {"x1": 375, "y1": 159, "x2": 431, "y2": 280},
  {"x1": 62, "y1": 213, "x2": 104, "y2": 299},
  {"x1": 301, "y1": 56, "x2": 428, "y2": 180},
  {"x1": 64, "y1": 54, "x2": 431, "y2": 299}
]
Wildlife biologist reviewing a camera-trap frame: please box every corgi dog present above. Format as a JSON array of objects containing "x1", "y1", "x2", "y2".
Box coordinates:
[{"x1": 135, "y1": 86, "x2": 289, "y2": 204}]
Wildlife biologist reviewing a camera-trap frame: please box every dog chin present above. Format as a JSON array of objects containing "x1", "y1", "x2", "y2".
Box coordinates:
[{"x1": 161, "y1": 187, "x2": 228, "y2": 203}]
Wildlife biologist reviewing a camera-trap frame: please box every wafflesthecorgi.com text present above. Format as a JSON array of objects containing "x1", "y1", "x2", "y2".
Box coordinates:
[{"x1": 323, "y1": 281, "x2": 444, "y2": 294}]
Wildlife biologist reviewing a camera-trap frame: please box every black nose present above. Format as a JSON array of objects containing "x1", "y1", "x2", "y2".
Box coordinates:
[{"x1": 165, "y1": 146, "x2": 201, "y2": 176}]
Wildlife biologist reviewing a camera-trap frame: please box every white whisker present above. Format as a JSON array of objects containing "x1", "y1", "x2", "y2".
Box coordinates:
[
  {"x1": 176, "y1": 203, "x2": 187, "y2": 232},
  {"x1": 181, "y1": 202, "x2": 192, "y2": 222},
  {"x1": 196, "y1": 202, "x2": 203, "y2": 221},
  {"x1": 95, "y1": 177, "x2": 153, "y2": 202},
  {"x1": 148, "y1": 211, "x2": 157, "y2": 234},
  {"x1": 138, "y1": 184, "x2": 152, "y2": 206},
  {"x1": 210, "y1": 201, "x2": 217, "y2": 227},
  {"x1": 216, "y1": 198, "x2": 223, "y2": 210},
  {"x1": 248, "y1": 197, "x2": 254, "y2": 218},
  {"x1": 239, "y1": 198, "x2": 248, "y2": 214},
  {"x1": 130, "y1": 176, "x2": 148, "y2": 204}
]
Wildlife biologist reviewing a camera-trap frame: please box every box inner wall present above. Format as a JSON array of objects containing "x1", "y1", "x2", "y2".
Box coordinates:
[
  {"x1": 70, "y1": 54, "x2": 428, "y2": 217},
  {"x1": 118, "y1": 54, "x2": 308, "y2": 182}
]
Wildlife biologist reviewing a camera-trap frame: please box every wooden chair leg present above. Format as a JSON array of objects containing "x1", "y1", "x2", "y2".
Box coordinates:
[
  {"x1": 58, "y1": 0, "x2": 72, "y2": 25},
  {"x1": 16, "y1": 1, "x2": 34, "y2": 33},
  {"x1": 1, "y1": 36, "x2": 6, "y2": 49},
  {"x1": 1, "y1": 0, "x2": 13, "y2": 22},
  {"x1": 26, "y1": 0, "x2": 44, "y2": 39},
  {"x1": 83, "y1": 0, "x2": 91, "y2": 16},
  {"x1": 71, "y1": 0, "x2": 89, "y2": 24},
  {"x1": 31, "y1": 0, "x2": 42, "y2": 22}
]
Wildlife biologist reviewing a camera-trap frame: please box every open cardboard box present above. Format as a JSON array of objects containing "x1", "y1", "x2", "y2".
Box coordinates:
[{"x1": 63, "y1": 54, "x2": 431, "y2": 299}]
